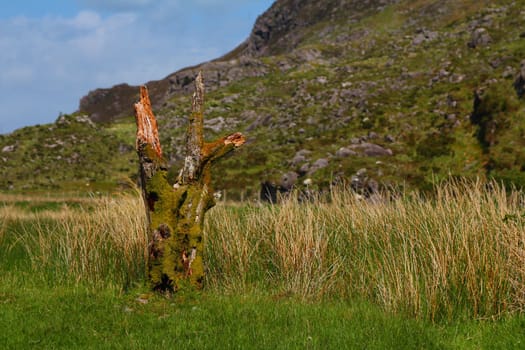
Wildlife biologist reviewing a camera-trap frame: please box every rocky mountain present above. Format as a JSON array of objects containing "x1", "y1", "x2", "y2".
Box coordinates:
[
  {"x1": 77, "y1": 0, "x2": 398, "y2": 123},
  {"x1": 1, "y1": 0, "x2": 525, "y2": 198}
]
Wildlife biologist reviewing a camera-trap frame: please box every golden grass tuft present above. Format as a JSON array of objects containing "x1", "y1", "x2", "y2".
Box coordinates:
[
  {"x1": 205, "y1": 179, "x2": 525, "y2": 320},
  {"x1": 7, "y1": 194, "x2": 148, "y2": 289}
]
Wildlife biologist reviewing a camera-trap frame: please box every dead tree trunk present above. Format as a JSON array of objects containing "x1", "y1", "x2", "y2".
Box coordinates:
[{"x1": 134, "y1": 72, "x2": 245, "y2": 292}]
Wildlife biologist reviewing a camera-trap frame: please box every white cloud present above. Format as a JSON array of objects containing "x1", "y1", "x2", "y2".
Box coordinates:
[
  {"x1": 77, "y1": 0, "x2": 155, "y2": 12},
  {"x1": 1, "y1": 66, "x2": 34, "y2": 84},
  {"x1": 67, "y1": 10, "x2": 102, "y2": 29}
]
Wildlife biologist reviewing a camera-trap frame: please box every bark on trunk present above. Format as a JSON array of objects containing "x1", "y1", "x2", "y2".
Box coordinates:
[{"x1": 134, "y1": 72, "x2": 245, "y2": 292}]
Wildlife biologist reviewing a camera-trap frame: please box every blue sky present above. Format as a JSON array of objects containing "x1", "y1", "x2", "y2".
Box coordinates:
[{"x1": 0, "y1": 0, "x2": 274, "y2": 133}]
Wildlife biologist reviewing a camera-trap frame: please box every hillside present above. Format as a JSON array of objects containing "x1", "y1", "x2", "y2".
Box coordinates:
[{"x1": 1, "y1": 0, "x2": 525, "y2": 198}]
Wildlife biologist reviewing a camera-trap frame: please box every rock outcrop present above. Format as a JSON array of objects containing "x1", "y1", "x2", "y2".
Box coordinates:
[{"x1": 514, "y1": 59, "x2": 525, "y2": 98}]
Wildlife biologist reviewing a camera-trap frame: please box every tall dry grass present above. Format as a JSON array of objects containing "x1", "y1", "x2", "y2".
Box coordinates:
[
  {"x1": 204, "y1": 179, "x2": 525, "y2": 320},
  {"x1": 7, "y1": 194, "x2": 148, "y2": 289},
  {"x1": 0, "y1": 192, "x2": 99, "y2": 204},
  {"x1": 3, "y1": 179, "x2": 525, "y2": 319}
]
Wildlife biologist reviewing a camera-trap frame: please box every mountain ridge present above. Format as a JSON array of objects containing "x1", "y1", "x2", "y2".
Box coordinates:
[
  {"x1": 77, "y1": 0, "x2": 398, "y2": 123},
  {"x1": 1, "y1": 0, "x2": 525, "y2": 198}
]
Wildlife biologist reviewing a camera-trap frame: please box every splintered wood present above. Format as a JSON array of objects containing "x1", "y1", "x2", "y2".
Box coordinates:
[
  {"x1": 134, "y1": 71, "x2": 245, "y2": 292},
  {"x1": 134, "y1": 86, "x2": 162, "y2": 159}
]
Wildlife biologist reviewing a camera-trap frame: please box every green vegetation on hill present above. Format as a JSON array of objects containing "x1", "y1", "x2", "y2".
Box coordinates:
[
  {"x1": 1, "y1": 0, "x2": 525, "y2": 197},
  {"x1": 0, "y1": 114, "x2": 136, "y2": 192},
  {"x1": 158, "y1": 0, "x2": 525, "y2": 197}
]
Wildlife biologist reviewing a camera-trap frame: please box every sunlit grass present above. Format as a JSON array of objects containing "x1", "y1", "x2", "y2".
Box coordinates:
[
  {"x1": 3, "y1": 193, "x2": 148, "y2": 289},
  {"x1": 2, "y1": 179, "x2": 525, "y2": 320},
  {"x1": 205, "y1": 179, "x2": 525, "y2": 320}
]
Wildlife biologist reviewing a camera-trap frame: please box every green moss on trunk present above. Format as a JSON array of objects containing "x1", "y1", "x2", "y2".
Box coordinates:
[{"x1": 135, "y1": 73, "x2": 245, "y2": 292}]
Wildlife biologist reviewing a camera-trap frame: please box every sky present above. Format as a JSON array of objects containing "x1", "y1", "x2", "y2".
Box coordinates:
[{"x1": 0, "y1": 0, "x2": 275, "y2": 134}]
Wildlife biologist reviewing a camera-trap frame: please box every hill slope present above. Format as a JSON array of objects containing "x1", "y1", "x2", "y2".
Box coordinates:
[{"x1": 1, "y1": 0, "x2": 525, "y2": 197}]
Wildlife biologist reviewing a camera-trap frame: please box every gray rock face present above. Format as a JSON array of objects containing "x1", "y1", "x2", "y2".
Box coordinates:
[
  {"x1": 412, "y1": 29, "x2": 439, "y2": 45},
  {"x1": 335, "y1": 147, "x2": 357, "y2": 158},
  {"x1": 79, "y1": 83, "x2": 137, "y2": 123},
  {"x1": 79, "y1": 57, "x2": 268, "y2": 124},
  {"x1": 76, "y1": 0, "x2": 400, "y2": 124},
  {"x1": 468, "y1": 27, "x2": 492, "y2": 48},
  {"x1": 246, "y1": 114, "x2": 272, "y2": 131},
  {"x1": 294, "y1": 48, "x2": 322, "y2": 62},
  {"x1": 280, "y1": 171, "x2": 299, "y2": 191},
  {"x1": 351, "y1": 168, "x2": 379, "y2": 197},
  {"x1": 308, "y1": 158, "x2": 329, "y2": 174},
  {"x1": 514, "y1": 59, "x2": 525, "y2": 98},
  {"x1": 349, "y1": 142, "x2": 393, "y2": 157},
  {"x1": 204, "y1": 117, "x2": 227, "y2": 133},
  {"x1": 242, "y1": 0, "x2": 400, "y2": 57},
  {"x1": 2, "y1": 145, "x2": 15, "y2": 153}
]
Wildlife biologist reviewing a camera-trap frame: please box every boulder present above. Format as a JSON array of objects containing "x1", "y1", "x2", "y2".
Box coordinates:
[
  {"x1": 384, "y1": 134, "x2": 395, "y2": 143},
  {"x1": 412, "y1": 29, "x2": 439, "y2": 45},
  {"x1": 349, "y1": 142, "x2": 393, "y2": 157},
  {"x1": 2, "y1": 145, "x2": 15, "y2": 153},
  {"x1": 351, "y1": 168, "x2": 379, "y2": 197},
  {"x1": 514, "y1": 59, "x2": 525, "y2": 98},
  {"x1": 291, "y1": 149, "x2": 312, "y2": 166},
  {"x1": 221, "y1": 93, "x2": 240, "y2": 104},
  {"x1": 502, "y1": 66, "x2": 515, "y2": 79},
  {"x1": 204, "y1": 117, "x2": 227, "y2": 133},
  {"x1": 308, "y1": 158, "x2": 329, "y2": 174},
  {"x1": 75, "y1": 115, "x2": 96, "y2": 127},
  {"x1": 298, "y1": 163, "x2": 311, "y2": 176},
  {"x1": 260, "y1": 181, "x2": 278, "y2": 203},
  {"x1": 291, "y1": 154, "x2": 307, "y2": 166},
  {"x1": 468, "y1": 27, "x2": 492, "y2": 48},
  {"x1": 246, "y1": 114, "x2": 272, "y2": 131},
  {"x1": 335, "y1": 147, "x2": 357, "y2": 158},
  {"x1": 280, "y1": 171, "x2": 299, "y2": 192},
  {"x1": 316, "y1": 76, "x2": 328, "y2": 84},
  {"x1": 118, "y1": 143, "x2": 134, "y2": 154},
  {"x1": 295, "y1": 149, "x2": 312, "y2": 157}
]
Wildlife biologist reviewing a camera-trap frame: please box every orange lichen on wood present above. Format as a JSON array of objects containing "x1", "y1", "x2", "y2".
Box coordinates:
[
  {"x1": 224, "y1": 132, "x2": 246, "y2": 147},
  {"x1": 134, "y1": 85, "x2": 162, "y2": 159},
  {"x1": 202, "y1": 132, "x2": 246, "y2": 162}
]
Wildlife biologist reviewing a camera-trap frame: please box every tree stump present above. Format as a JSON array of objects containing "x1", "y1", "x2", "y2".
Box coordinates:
[{"x1": 134, "y1": 72, "x2": 245, "y2": 292}]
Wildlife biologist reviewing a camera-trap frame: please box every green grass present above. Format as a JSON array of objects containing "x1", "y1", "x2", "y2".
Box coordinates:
[
  {"x1": 0, "y1": 276, "x2": 524, "y2": 349},
  {"x1": 0, "y1": 280, "x2": 439, "y2": 349},
  {"x1": 0, "y1": 277, "x2": 522, "y2": 350}
]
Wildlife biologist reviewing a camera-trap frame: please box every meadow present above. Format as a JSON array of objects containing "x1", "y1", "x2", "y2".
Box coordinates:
[{"x1": 1, "y1": 180, "x2": 525, "y2": 349}]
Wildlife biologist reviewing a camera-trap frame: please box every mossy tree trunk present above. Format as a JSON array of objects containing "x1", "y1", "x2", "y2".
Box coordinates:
[{"x1": 134, "y1": 72, "x2": 245, "y2": 292}]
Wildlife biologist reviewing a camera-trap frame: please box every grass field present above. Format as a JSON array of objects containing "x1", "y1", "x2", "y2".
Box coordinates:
[{"x1": 1, "y1": 181, "x2": 525, "y2": 349}]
